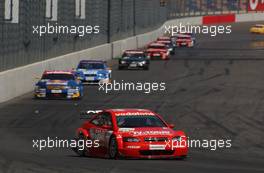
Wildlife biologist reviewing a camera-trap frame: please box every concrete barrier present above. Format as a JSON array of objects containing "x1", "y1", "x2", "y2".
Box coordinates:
[
  {"x1": 0, "y1": 13, "x2": 263, "y2": 103},
  {"x1": 0, "y1": 44, "x2": 111, "y2": 103},
  {"x1": 236, "y1": 13, "x2": 264, "y2": 22}
]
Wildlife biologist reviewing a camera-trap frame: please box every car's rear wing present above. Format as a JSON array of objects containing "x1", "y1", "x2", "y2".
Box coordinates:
[{"x1": 80, "y1": 110, "x2": 102, "y2": 120}]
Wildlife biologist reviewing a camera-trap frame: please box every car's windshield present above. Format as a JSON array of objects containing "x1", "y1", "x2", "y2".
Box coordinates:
[
  {"x1": 116, "y1": 115, "x2": 167, "y2": 128},
  {"x1": 78, "y1": 63, "x2": 105, "y2": 69},
  {"x1": 122, "y1": 53, "x2": 145, "y2": 59},
  {"x1": 42, "y1": 74, "x2": 75, "y2": 81},
  {"x1": 178, "y1": 37, "x2": 190, "y2": 39},
  {"x1": 148, "y1": 45, "x2": 166, "y2": 49}
]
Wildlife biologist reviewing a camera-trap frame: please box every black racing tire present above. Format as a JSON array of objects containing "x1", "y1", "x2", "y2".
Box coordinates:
[
  {"x1": 76, "y1": 134, "x2": 88, "y2": 157},
  {"x1": 143, "y1": 66, "x2": 149, "y2": 70},
  {"x1": 109, "y1": 136, "x2": 119, "y2": 159}
]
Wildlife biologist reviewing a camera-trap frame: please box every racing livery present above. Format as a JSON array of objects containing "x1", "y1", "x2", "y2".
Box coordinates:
[
  {"x1": 76, "y1": 60, "x2": 111, "y2": 84},
  {"x1": 118, "y1": 50, "x2": 150, "y2": 70},
  {"x1": 73, "y1": 109, "x2": 188, "y2": 159},
  {"x1": 175, "y1": 34, "x2": 194, "y2": 48},
  {"x1": 156, "y1": 40, "x2": 176, "y2": 55},
  {"x1": 34, "y1": 71, "x2": 83, "y2": 99},
  {"x1": 250, "y1": 24, "x2": 264, "y2": 34},
  {"x1": 146, "y1": 43, "x2": 170, "y2": 60}
]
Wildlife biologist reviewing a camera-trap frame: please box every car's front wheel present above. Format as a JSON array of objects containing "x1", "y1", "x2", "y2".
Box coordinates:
[
  {"x1": 109, "y1": 136, "x2": 119, "y2": 159},
  {"x1": 76, "y1": 135, "x2": 88, "y2": 157}
]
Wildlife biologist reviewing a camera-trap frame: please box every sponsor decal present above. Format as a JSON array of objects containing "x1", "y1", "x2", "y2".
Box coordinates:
[
  {"x1": 119, "y1": 128, "x2": 135, "y2": 132},
  {"x1": 132, "y1": 131, "x2": 171, "y2": 136},
  {"x1": 249, "y1": 0, "x2": 264, "y2": 11},
  {"x1": 115, "y1": 112, "x2": 155, "y2": 116},
  {"x1": 149, "y1": 144, "x2": 166, "y2": 150}
]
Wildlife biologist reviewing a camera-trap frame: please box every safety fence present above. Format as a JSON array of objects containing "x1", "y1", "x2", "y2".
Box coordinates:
[{"x1": 0, "y1": 0, "x2": 262, "y2": 72}]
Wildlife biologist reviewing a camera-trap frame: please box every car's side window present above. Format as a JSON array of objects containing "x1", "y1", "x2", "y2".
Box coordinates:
[
  {"x1": 101, "y1": 113, "x2": 113, "y2": 127},
  {"x1": 91, "y1": 115, "x2": 103, "y2": 126}
]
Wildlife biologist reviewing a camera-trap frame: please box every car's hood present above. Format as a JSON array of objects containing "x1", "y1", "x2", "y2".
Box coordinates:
[
  {"x1": 37, "y1": 80, "x2": 77, "y2": 87},
  {"x1": 118, "y1": 127, "x2": 175, "y2": 137},
  {"x1": 45, "y1": 80, "x2": 69, "y2": 85}
]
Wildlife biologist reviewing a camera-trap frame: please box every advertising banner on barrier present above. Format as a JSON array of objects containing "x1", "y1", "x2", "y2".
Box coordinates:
[{"x1": 248, "y1": 0, "x2": 264, "y2": 11}]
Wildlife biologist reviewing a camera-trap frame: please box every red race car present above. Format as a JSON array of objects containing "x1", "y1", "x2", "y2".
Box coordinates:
[
  {"x1": 146, "y1": 43, "x2": 170, "y2": 60},
  {"x1": 175, "y1": 34, "x2": 194, "y2": 48},
  {"x1": 73, "y1": 109, "x2": 188, "y2": 159},
  {"x1": 157, "y1": 36, "x2": 171, "y2": 42}
]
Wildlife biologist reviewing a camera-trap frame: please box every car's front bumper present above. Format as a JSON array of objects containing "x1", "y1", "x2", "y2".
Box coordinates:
[
  {"x1": 119, "y1": 142, "x2": 188, "y2": 159},
  {"x1": 35, "y1": 89, "x2": 81, "y2": 99},
  {"x1": 81, "y1": 78, "x2": 110, "y2": 84},
  {"x1": 119, "y1": 62, "x2": 148, "y2": 69}
]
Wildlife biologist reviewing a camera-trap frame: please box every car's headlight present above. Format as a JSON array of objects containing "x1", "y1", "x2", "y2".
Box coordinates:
[
  {"x1": 140, "y1": 61, "x2": 146, "y2": 65},
  {"x1": 121, "y1": 61, "x2": 126, "y2": 64},
  {"x1": 98, "y1": 73, "x2": 105, "y2": 78},
  {"x1": 123, "y1": 137, "x2": 140, "y2": 142}
]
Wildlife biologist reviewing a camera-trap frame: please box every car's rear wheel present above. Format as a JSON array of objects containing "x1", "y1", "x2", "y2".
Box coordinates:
[{"x1": 109, "y1": 136, "x2": 119, "y2": 159}]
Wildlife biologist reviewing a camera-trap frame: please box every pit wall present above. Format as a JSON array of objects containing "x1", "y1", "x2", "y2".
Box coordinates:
[{"x1": 0, "y1": 13, "x2": 264, "y2": 103}]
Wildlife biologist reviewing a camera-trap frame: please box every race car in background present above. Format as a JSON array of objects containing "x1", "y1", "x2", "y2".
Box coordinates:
[
  {"x1": 146, "y1": 42, "x2": 170, "y2": 60},
  {"x1": 250, "y1": 24, "x2": 264, "y2": 34},
  {"x1": 73, "y1": 109, "x2": 188, "y2": 159},
  {"x1": 156, "y1": 40, "x2": 175, "y2": 55},
  {"x1": 76, "y1": 60, "x2": 111, "y2": 84},
  {"x1": 171, "y1": 33, "x2": 196, "y2": 45},
  {"x1": 34, "y1": 70, "x2": 83, "y2": 99},
  {"x1": 118, "y1": 50, "x2": 150, "y2": 70},
  {"x1": 175, "y1": 34, "x2": 194, "y2": 48}
]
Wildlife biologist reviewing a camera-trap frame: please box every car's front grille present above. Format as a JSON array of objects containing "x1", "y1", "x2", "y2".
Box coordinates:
[
  {"x1": 144, "y1": 137, "x2": 168, "y2": 142},
  {"x1": 46, "y1": 93, "x2": 68, "y2": 99},
  {"x1": 85, "y1": 74, "x2": 97, "y2": 77},
  {"x1": 47, "y1": 85, "x2": 66, "y2": 90},
  {"x1": 139, "y1": 150, "x2": 174, "y2": 156}
]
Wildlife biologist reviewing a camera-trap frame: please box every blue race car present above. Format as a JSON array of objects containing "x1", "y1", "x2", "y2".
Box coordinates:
[
  {"x1": 76, "y1": 60, "x2": 111, "y2": 84},
  {"x1": 34, "y1": 70, "x2": 84, "y2": 99}
]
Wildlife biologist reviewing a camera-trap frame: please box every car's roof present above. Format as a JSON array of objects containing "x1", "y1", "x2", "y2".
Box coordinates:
[
  {"x1": 124, "y1": 50, "x2": 145, "y2": 54},
  {"x1": 44, "y1": 70, "x2": 73, "y2": 75},
  {"x1": 157, "y1": 40, "x2": 170, "y2": 43},
  {"x1": 149, "y1": 43, "x2": 166, "y2": 46},
  {"x1": 79, "y1": 60, "x2": 106, "y2": 63},
  {"x1": 105, "y1": 109, "x2": 156, "y2": 116},
  {"x1": 158, "y1": 36, "x2": 170, "y2": 40}
]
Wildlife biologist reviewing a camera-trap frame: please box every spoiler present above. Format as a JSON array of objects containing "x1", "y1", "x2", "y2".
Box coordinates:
[{"x1": 80, "y1": 110, "x2": 103, "y2": 119}]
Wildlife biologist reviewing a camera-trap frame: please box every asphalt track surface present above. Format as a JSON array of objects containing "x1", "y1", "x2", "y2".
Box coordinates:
[{"x1": 0, "y1": 22, "x2": 264, "y2": 173}]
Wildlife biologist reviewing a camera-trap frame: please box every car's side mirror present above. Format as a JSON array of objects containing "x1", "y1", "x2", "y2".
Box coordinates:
[
  {"x1": 102, "y1": 125, "x2": 112, "y2": 130},
  {"x1": 168, "y1": 124, "x2": 175, "y2": 128}
]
